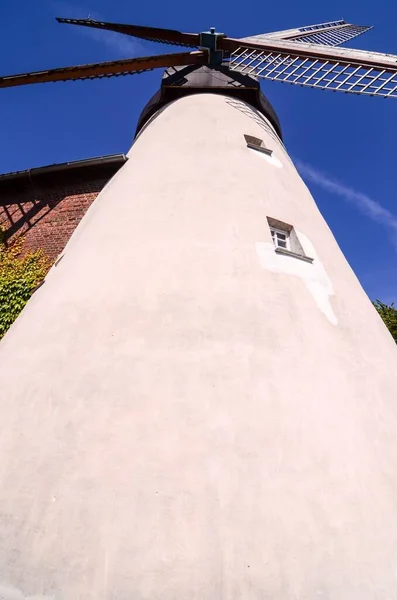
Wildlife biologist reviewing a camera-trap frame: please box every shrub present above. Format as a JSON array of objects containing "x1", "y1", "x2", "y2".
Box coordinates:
[{"x1": 373, "y1": 300, "x2": 397, "y2": 344}]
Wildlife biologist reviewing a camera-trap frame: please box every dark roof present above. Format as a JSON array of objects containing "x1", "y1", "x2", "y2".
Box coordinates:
[
  {"x1": 0, "y1": 154, "x2": 127, "y2": 184},
  {"x1": 135, "y1": 65, "x2": 282, "y2": 140}
]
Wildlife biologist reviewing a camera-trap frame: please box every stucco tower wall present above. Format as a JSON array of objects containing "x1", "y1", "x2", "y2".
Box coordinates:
[{"x1": 0, "y1": 93, "x2": 396, "y2": 599}]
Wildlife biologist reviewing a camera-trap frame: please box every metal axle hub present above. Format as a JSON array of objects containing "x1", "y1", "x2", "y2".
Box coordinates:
[{"x1": 199, "y1": 28, "x2": 225, "y2": 66}]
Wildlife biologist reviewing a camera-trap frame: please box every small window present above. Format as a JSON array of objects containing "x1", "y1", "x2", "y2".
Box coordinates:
[
  {"x1": 267, "y1": 216, "x2": 314, "y2": 264},
  {"x1": 244, "y1": 134, "x2": 273, "y2": 156},
  {"x1": 270, "y1": 227, "x2": 290, "y2": 250}
]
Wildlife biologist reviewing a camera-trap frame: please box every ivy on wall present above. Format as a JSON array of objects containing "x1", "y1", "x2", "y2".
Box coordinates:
[{"x1": 0, "y1": 231, "x2": 50, "y2": 339}]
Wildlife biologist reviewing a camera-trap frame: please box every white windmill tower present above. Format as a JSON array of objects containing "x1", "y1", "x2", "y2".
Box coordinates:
[{"x1": 0, "y1": 16, "x2": 397, "y2": 598}]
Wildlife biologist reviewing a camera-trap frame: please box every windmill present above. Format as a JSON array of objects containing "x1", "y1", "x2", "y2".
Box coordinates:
[{"x1": 1, "y1": 16, "x2": 397, "y2": 598}]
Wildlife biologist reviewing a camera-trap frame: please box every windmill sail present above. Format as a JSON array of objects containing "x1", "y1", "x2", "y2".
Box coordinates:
[
  {"x1": 0, "y1": 51, "x2": 206, "y2": 88},
  {"x1": 228, "y1": 40, "x2": 397, "y2": 98},
  {"x1": 240, "y1": 20, "x2": 372, "y2": 47},
  {"x1": 56, "y1": 18, "x2": 201, "y2": 47}
]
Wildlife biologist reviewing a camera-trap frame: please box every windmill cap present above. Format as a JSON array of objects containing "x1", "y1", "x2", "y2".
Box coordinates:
[{"x1": 135, "y1": 64, "x2": 282, "y2": 140}]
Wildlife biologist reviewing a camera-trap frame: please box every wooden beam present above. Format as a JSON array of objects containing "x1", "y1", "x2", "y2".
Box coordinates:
[
  {"x1": 0, "y1": 51, "x2": 207, "y2": 89},
  {"x1": 56, "y1": 18, "x2": 200, "y2": 48}
]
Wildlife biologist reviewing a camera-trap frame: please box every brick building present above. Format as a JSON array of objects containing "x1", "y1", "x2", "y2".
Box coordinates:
[{"x1": 0, "y1": 154, "x2": 127, "y2": 261}]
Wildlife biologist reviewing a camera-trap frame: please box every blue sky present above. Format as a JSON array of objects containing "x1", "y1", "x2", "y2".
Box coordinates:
[{"x1": 0, "y1": 0, "x2": 396, "y2": 303}]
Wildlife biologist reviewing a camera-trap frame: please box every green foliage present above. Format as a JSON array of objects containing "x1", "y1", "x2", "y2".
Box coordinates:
[
  {"x1": 373, "y1": 300, "x2": 397, "y2": 343},
  {"x1": 0, "y1": 232, "x2": 50, "y2": 339}
]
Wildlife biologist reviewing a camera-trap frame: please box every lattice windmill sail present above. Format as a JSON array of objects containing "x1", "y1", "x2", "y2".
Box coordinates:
[
  {"x1": 1, "y1": 16, "x2": 397, "y2": 600},
  {"x1": 239, "y1": 19, "x2": 373, "y2": 45}
]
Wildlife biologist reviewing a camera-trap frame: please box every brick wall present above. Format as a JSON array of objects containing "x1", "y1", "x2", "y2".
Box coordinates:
[{"x1": 0, "y1": 157, "x2": 125, "y2": 262}]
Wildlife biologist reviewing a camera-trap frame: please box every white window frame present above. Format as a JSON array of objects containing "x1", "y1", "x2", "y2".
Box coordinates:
[{"x1": 270, "y1": 227, "x2": 290, "y2": 251}]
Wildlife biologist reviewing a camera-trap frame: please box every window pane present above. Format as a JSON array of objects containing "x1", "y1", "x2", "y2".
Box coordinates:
[{"x1": 269, "y1": 226, "x2": 290, "y2": 250}]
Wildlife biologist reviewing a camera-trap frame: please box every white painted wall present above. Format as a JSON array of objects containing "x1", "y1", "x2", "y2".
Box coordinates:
[{"x1": 0, "y1": 93, "x2": 396, "y2": 599}]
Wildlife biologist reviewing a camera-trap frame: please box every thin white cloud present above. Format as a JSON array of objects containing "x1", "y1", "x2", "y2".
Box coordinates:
[
  {"x1": 76, "y1": 25, "x2": 144, "y2": 57},
  {"x1": 53, "y1": 1, "x2": 144, "y2": 57},
  {"x1": 296, "y1": 160, "x2": 397, "y2": 249}
]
